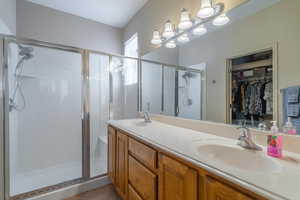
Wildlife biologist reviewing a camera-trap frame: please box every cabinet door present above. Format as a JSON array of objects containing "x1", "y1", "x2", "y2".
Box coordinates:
[
  {"x1": 159, "y1": 154, "x2": 197, "y2": 200},
  {"x1": 128, "y1": 184, "x2": 143, "y2": 200},
  {"x1": 108, "y1": 127, "x2": 116, "y2": 184},
  {"x1": 128, "y1": 155, "x2": 156, "y2": 200},
  {"x1": 206, "y1": 176, "x2": 254, "y2": 200},
  {"x1": 116, "y1": 132, "x2": 128, "y2": 199}
]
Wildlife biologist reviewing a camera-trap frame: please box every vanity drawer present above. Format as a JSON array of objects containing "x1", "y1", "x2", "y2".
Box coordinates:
[
  {"x1": 129, "y1": 138, "x2": 157, "y2": 170},
  {"x1": 206, "y1": 176, "x2": 254, "y2": 200},
  {"x1": 128, "y1": 184, "x2": 143, "y2": 200},
  {"x1": 128, "y1": 155, "x2": 157, "y2": 200}
]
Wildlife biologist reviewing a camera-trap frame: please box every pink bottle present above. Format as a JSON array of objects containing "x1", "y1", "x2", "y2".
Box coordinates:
[{"x1": 267, "y1": 121, "x2": 283, "y2": 158}]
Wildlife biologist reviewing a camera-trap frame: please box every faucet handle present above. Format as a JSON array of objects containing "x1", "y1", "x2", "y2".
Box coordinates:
[{"x1": 237, "y1": 125, "x2": 250, "y2": 138}]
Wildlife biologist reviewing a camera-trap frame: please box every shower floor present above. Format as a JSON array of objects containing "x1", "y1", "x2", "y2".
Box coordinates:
[
  {"x1": 11, "y1": 159, "x2": 108, "y2": 196},
  {"x1": 10, "y1": 161, "x2": 82, "y2": 196}
]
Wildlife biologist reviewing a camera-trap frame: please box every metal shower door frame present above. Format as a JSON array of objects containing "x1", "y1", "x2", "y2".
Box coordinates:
[
  {"x1": 0, "y1": 35, "x2": 92, "y2": 200},
  {"x1": 0, "y1": 36, "x2": 5, "y2": 200}
]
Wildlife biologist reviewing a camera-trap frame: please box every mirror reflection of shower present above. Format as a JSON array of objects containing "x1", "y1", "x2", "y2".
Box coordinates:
[
  {"x1": 180, "y1": 71, "x2": 198, "y2": 106},
  {"x1": 9, "y1": 45, "x2": 34, "y2": 112}
]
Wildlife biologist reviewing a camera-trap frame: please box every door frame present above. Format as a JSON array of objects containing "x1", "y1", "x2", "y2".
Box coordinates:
[
  {"x1": 225, "y1": 42, "x2": 279, "y2": 124},
  {"x1": 0, "y1": 37, "x2": 5, "y2": 200}
]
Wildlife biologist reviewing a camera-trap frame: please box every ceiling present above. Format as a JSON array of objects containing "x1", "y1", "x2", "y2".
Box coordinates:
[{"x1": 26, "y1": 0, "x2": 149, "y2": 28}]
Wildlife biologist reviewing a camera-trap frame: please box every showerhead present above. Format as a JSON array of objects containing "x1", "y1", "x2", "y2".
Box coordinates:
[
  {"x1": 18, "y1": 45, "x2": 34, "y2": 60},
  {"x1": 182, "y1": 71, "x2": 197, "y2": 79}
]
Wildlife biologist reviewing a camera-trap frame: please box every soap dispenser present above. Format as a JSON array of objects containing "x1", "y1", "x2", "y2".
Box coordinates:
[
  {"x1": 283, "y1": 117, "x2": 297, "y2": 135},
  {"x1": 267, "y1": 121, "x2": 283, "y2": 158}
]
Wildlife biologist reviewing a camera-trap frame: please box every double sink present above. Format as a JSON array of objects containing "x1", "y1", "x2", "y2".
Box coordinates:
[{"x1": 130, "y1": 119, "x2": 282, "y2": 173}]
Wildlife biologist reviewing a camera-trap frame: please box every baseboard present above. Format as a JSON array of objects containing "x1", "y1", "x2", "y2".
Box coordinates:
[{"x1": 26, "y1": 176, "x2": 110, "y2": 200}]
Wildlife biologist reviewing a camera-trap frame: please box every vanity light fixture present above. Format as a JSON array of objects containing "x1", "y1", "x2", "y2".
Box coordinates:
[
  {"x1": 165, "y1": 40, "x2": 177, "y2": 48},
  {"x1": 178, "y1": 8, "x2": 193, "y2": 30},
  {"x1": 150, "y1": 1, "x2": 232, "y2": 48},
  {"x1": 151, "y1": 30, "x2": 162, "y2": 45},
  {"x1": 177, "y1": 33, "x2": 190, "y2": 43},
  {"x1": 197, "y1": 0, "x2": 215, "y2": 19},
  {"x1": 213, "y1": 13, "x2": 230, "y2": 26},
  {"x1": 193, "y1": 24, "x2": 207, "y2": 36},
  {"x1": 162, "y1": 20, "x2": 175, "y2": 39}
]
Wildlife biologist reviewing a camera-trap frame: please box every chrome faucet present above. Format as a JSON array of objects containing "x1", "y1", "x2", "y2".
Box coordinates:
[
  {"x1": 143, "y1": 111, "x2": 151, "y2": 123},
  {"x1": 237, "y1": 126, "x2": 262, "y2": 151}
]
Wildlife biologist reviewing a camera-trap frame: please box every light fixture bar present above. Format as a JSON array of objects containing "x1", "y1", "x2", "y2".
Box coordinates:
[
  {"x1": 161, "y1": 3, "x2": 224, "y2": 46},
  {"x1": 162, "y1": 3, "x2": 224, "y2": 44}
]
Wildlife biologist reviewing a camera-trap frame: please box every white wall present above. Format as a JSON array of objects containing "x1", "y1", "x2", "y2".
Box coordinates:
[
  {"x1": 16, "y1": 0, "x2": 122, "y2": 54},
  {"x1": 0, "y1": 0, "x2": 16, "y2": 35},
  {"x1": 142, "y1": 47, "x2": 179, "y2": 66}
]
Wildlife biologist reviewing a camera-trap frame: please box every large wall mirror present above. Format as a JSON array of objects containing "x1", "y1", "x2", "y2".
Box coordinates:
[{"x1": 140, "y1": 0, "x2": 300, "y2": 134}]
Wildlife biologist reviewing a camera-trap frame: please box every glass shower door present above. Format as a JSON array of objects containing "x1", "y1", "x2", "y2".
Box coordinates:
[
  {"x1": 7, "y1": 42, "x2": 83, "y2": 196},
  {"x1": 163, "y1": 66, "x2": 176, "y2": 116},
  {"x1": 110, "y1": 56, "x2": 138, "y2": 120},
  {"x1": 176, "y1": 70, "x2": 202, "y2": 120},
  {"x1": 141, "y1": 61, "x2": 163, "y2": 114},
  {"x1": 89, "y1": 53, "x2": 110, "y2": 177}
]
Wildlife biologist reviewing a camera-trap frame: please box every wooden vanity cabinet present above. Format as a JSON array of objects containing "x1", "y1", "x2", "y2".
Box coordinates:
[
  {"x1": 206, "y1": 176, "x2": 254, "y2": 200},
  {"x1": 107, "y1": 126, "x2": 266, "y2": 200},
  {"x1": 158, "y1": 154, "x2": 197, "y2": 200},
  {"x1": 108, "y1": 127, "x2": 116, "y2": 184},
  {"x1": 128, "y1": 155, "x2": 157, "y2": 200},
  {"x1": 128, "y1": 184, "x2": 143, "y2": 200},
  {"x1": 115, "y1": 131, "x2": 128, "y2": 199}
]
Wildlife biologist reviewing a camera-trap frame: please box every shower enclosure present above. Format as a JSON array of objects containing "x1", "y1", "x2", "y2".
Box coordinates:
[
  {"x1": 0, "y1": 35, "x2": 203, "y2": 200},
  {"x1": 141, "y1": 62, "x2": 204, "y2": 119}
]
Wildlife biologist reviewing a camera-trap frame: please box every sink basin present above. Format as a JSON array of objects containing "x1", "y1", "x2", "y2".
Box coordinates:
[{"x1": 197, "y1": 144, "x2": 281, "y2": 173}]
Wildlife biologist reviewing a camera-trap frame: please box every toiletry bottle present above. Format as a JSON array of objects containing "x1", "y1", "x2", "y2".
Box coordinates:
[
  {"x1": 267, "y1": 121, "x2": 283, "y2": 158},
  {"x1": 283, "y1": 117, "x2": 297, "y2": 135}
]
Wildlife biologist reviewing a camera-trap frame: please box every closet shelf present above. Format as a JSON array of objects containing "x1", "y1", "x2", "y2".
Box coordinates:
[
  {"x1": 232, "y1": 59, "x2": 272, "y2": 72},
  {"x1": 236, "y1": 76, "x2": 272, "y2": 82}
]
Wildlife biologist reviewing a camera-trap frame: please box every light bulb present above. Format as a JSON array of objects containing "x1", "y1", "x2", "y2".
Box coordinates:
[
  {"x1": 165, "y1": 40, "x2": 176, "y2": 48},
  {"x1": 162, "y1": 20, "x2": 175, "y2": 39},
  {"x1": 151, "y1": 31, "x2": 162, "y2": 45},
  {"x1": 178, "y1": 9, "x2": 193, "y2": 30},
  {"x1": 213, "y1": 13, "x2": 230, "y2": 26},
  {"x1": 177, "y1": 33, "x2": 190, "y2": 43},
  {"x1": 197, "y1": 0, "x2": 215, "y2": 19},
  {"x1": 193, "y1": 25, "x2": 207, "y2": 36}
]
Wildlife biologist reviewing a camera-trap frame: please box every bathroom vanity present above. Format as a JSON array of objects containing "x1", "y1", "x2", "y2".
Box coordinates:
[{"x1": 107, "y1": 119, "x2": 300, "y2": 200}]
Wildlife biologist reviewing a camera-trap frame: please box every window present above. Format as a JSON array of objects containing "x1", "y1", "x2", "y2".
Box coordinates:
[
  {"x1": 124, "y1": 33, "x2": 138, "y2": 85},
  {"x1": 124, "y1": 33, "x2": 138, "y2": 57}
]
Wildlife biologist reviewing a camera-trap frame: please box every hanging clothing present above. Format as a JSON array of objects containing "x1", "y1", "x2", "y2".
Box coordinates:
[
  {"x1": 264, "y1": 81, "x2": 273, "y2": 115},
  {"x1": 232, "y1": 80, "x2": 272, "y2": 120},
  {"x1": 260, "y1": 83, "x2": 267, "y2": 114}
]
